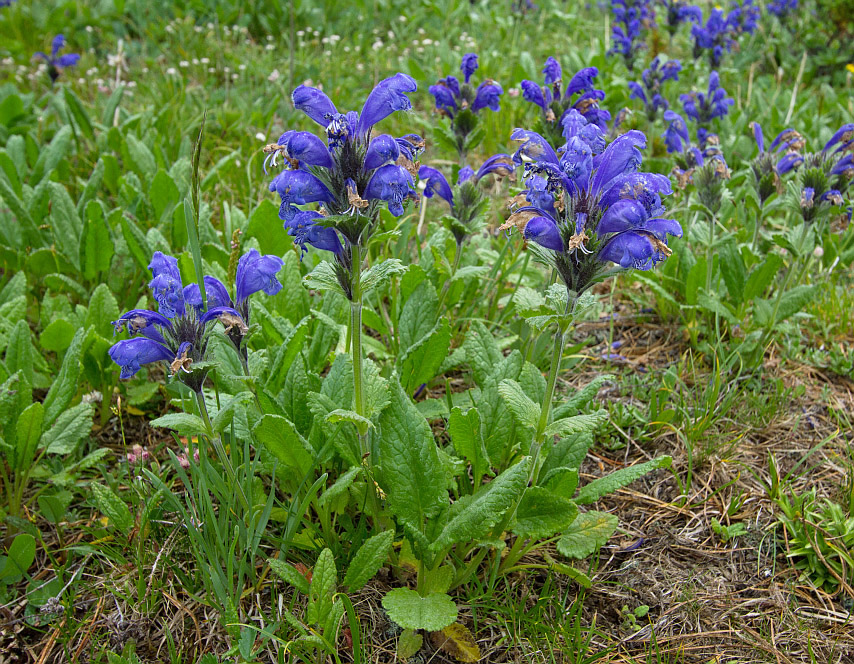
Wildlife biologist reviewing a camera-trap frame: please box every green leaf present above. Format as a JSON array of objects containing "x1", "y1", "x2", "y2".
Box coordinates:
[
  {"x1": 432, "y1": 458, "x2": 530, "y2": 550},
  {"x1": 91, "y1": 482, "x2": 133, "y2": 535},
  {"x1": 463, "y1": 321, "x2": 502, "y2": 386},
  {"x1": 6, "y1": 320, "x2": 35, "y2": 387},
  {"x1": 37, "y1": 490, "x2": 73, "y2": 524},
  {"x1": 743, "y1": 254, "x2": 783, "y2": 301},
  {"x1": 306, "y1": 548, "x2": 337, "y2": 626},
  {"x1": 31, "y1": 126, "x2": 72, "y2": 184},
  {"x1": 15, "y1": 402, "x2": 43, "y2": 471},
  {"x1": 398, "y1": 279, "x2": 439, "y2": 352},
  {"x1": 80, "y1": 200, "x2": 114, "y2": 281},
  {"x1": 543, "y1": 552, "x2": 592, "y2": 588},
  {"x1": 326, "y1": 408, "x2": 373, "y2": 430},
  {"x1": 39, "y1": 318, "x2": 75, "y2": 353},
  {"x1": 252, "y1": 414, "x2": 314, "y2": 476},
  {"x1": 86, "y1": 284, "x2": 119, "y2": 340},
  {"x1": 397, "y1": 629, "x2": 423, "y2": 661},
  {"x1": 497, "y1": 379, "x2": 541, "y2": 429},
  {"x1": 119, "y1": 214, "x2": 152, "y2": 272},
  {"x1": 49, "y1": 183, "x2": 82, "y2": 270},
  {"x1": 63, "y1": 88, "x2": 94, "y2": 141},
  {"x1": 149, "y1": 413, "x2": 206, "y2": 436},
  {"x1": 718, "y1": 239, "x2": 746, "y2": 304},
  {"x1": 76, "y1": 158, "x2": 105, "y2": 217},
  {"x1": 150, "y1": 169, "x2": 181, "y2": 221},
  {"x1": 376, "y1": 377, "x2": 447, "y2": 529},
  {"x1": 382, "y1": 589, "x2": 458, "y2": 632},
  {"x1": 317, "y1": 466, "x2": 361, "y2": 508},
  {"x1": 42, "y1": 402, "x2": 93, "y2": 454},
  {"x1": 543, "y1": 410, "x2": 608, "y2": 440},
  {"x1": 448, "y1": 406, "x2": 490, "y2": 483},
  {"x1": 268, "y1": 558, "x2": 310, "y2": 595},
  {"x1": 0, "y1": 534, "x2": 36, "y2": 584},
  {"x1": 361, "y1": 258, "x2": 407, "y2": 294},
  {"x1": 101, "y1": 84, "x2": 125, "y2": 125},
  {"x1": 304, "y1": 260, "x2": 346, "y2": 296},
  {"x1": 576, "y1": 456, "x2": 672, "y2": 505},
  {"x1": 209, "y1": 392, "x2": 253, "y2": 434},
  {"x1": 343, "y1": 530, "x2": 395, "y2": 591},
  {"x1": 125, "y1": 134, "x2": 157, "y2": 181},
  {"x1": 557, "y1": 512, "x2": 619, "y2": 559},
  {"x1": 43, "y1": 327, "x2": 85, "y2": 425},
  {"x1": 245, "y1": 199, "x2": 292, "y2": 256},
  {"x1": 774, "y1": 284, "x2": 818, "y2": 323},
  {"x1": 513, "y1": 487, "x2": 578, "y2": 539},
  {"x1": 399, "y1": 319, "x2": 451, "y2": 393},
  {"x1": 553, "y1": 375, "x2": 615, "y2": 419}
]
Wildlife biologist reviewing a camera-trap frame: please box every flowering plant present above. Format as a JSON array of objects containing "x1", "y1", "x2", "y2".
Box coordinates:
[{"x1": 429, "y1": 53, "x2": 503, "y2": 159}]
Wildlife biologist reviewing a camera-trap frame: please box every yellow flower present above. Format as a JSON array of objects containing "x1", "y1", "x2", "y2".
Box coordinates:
[{"x1": 847, "y1": 63, "x2": 854, "y2": 74}]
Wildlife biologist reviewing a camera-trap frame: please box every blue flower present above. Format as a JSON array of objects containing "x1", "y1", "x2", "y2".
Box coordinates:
[
  {"x1": 364, "y1": 164, "x2": 416, "y2": 216},
  {"x1": 111, "y1": 252, "x2": 238, "y2": 383},
  {"x1": 824, "y1": 124, "x2": 854, "y2": 155},
  {"x1": 679, "y1": 71, "x2": 733, "y2": 127},
  {"x1": 608, "y1": 0, "x2": 656, "y2": 71},
  {"x1": 502, "y1": 114, "x2": 679, "y2": 292},
  {"x1": 291, "y1": 72, "x2": 416, "y2": 143},
  {"x1": 629, "y1": 57, "x2": 680, "y2": 120},
  {"x1": 663, "y1": 110, "x2": 690, "y2": 154},
  {"x1": 471, "y1": 80, "x2": 503, "y2": 113},
  {"x1": 429, "y1": 54, "x2": 502, "y2": 118},
  {"x1": 767, "y1": 0, "x2": 797, "y2": 18},
  {"x1": 269, "y1": 169, "x2": 334, "y2": 223},
  {"x1": 109, "y1": 338, "x2": 174, "y2": 380},
  {"x1": 520, "y1": 59, "x2": 610, "y2": 143},
  {"x1": 34, "y1": 34, "x2": 80, "y2": 82},
  {"x1": 420, "y1": 154, "x2": 515, "y2": 243},
  {"x1": 287, "y1": 210, "x2": 344, "y2": 257},
  {"x1": 659, "y1": 0, "x2": 703, "y2": 36},
  {"x1": 461, "y1": 53, "x2": 478, "y2": 83}
]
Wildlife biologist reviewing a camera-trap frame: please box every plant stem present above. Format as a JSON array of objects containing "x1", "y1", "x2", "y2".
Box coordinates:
[
  {"x1": 437, "y1": 239, "x2": 463, "y2": 312},
  {"x1": 530, "y1": 291, "x2": 578, "y2": 482},
  {"x1": 349, "y1": 242, "x2": 367, "y2": 454},
  {"x1": 705, "y1": 212, "x2": 716, "y2": 294},
  {"x1": 195, "y1": 390, "x2": 249, "y2": 512},
  {"x1": 349, "y1": 241, "x2": 385, "y2": 530}
]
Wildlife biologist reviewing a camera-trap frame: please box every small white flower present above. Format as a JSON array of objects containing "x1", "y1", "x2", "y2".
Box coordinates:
[
  {"x1": 422, "y1": 38, "x2": 433, "y2": 45},
  {"x1": 208, "y1": 67, "x2": 215, "y2": 73},
  {"x1": 239, "y1": 63, "x2": 246, "y2": 70},
  {"x1": 268, "y1": 69, "x2": 281, "y2": 82},
  {"x1": 192, "y1": 58, "x2": 199, "y2": 65},
  {"x1": 166, "y1": 67, "x2": 177, "y2": 75},
  {"x1": 372, "y1": 40, "x2": 384, "y2": 51},
  {"x1": 179, "y1": 60, "x2": 189, "y2": 68},
  {"x1": 297, "y1": 30, "x2": 305, "y2": 36},
  {"x1": 200, "y1": 57, "x2": 210, "y2": 64},
  {"x1": 232, "y1": 73, "x2": 238, "y2": 80},
  {"x1": 255, "y1": 132, "x2": 266, "y2": 141},
  {"x1": 265, "y1": 43, "x2": 275, "y2": 51},
  {"x1": 85, "y1": 25, "x2": 94, "y2": 33}
]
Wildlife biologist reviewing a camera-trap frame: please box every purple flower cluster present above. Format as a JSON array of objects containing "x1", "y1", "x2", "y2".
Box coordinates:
[
  {"x1": 628, "y1": 56, "x2": 682, "y2": 120},
  {"x1": 520, "y1": 58, "x2": 610, "y2": 145},
  {"x1": 429, "y1": 53, "x2": 504, "y2": 118},
  {"x1": 419, "y1": 154, "x2": 515, "y2": 243},
  {"x1": 609, "y1": 0, "x2": 656, "y2": 71},
  {"x1": 267, "y1": 73, "x2": 421, "y2": 258},
  {"x1": 679, "y1": 72, "x2": 733, "y2": 128},
  {"x1": 501, "y1": 110, "x2": 681, "y2": 293},
  {"x1": 658, "y1": 0, "x2": 702, "y2": 37},
  {"x1": 691, "y1": 1, "x2": 759, "y2": 67},
  {"x1": 34, "y1": 34, "x2": 80, "y2": 82},
  {"x1": 109, "y1": 250, "x2": 282, "y2": 384},
  {"x1": 767, "y1": 0, "x2": 797, "y2": 18}
]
